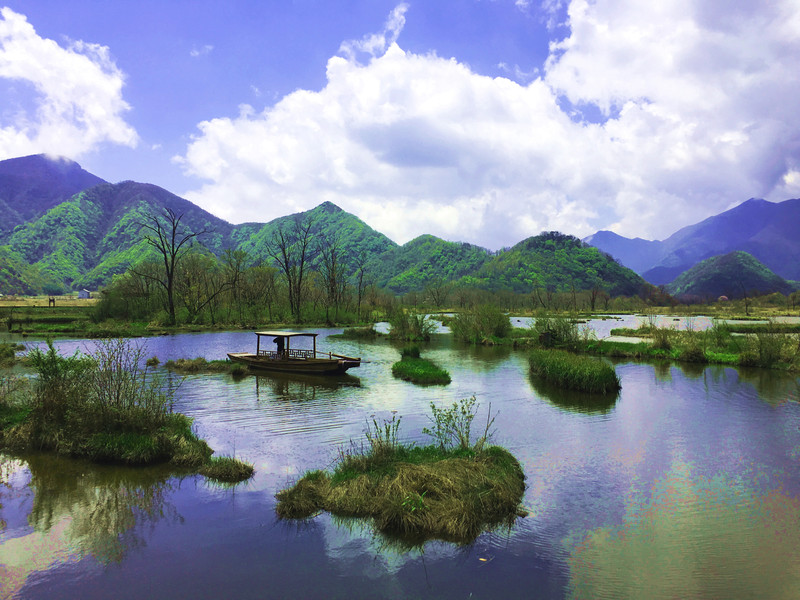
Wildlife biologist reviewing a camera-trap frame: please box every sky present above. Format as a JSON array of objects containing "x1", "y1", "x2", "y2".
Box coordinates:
[{"x1": 1, "y1": 1, "x2": 799, "y2": 249}]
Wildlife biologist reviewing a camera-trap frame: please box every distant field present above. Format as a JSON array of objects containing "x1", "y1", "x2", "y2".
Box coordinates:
[{"x1": 0, "y1": 295, "x2": 99, "y2": 308}]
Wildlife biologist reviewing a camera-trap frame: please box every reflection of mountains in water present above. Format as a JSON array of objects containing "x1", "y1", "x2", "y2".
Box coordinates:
[
  {"x1": 530, "y1": 377, "x2": 619, "y2": 415},
  {"x1": 254, "y1": 371, "x2": 361, "y2": 400}
]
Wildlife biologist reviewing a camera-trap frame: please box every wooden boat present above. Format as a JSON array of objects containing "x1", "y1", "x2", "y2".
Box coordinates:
[{"x1": 227, "y1": 331, "x2": 361, "y2": 375}]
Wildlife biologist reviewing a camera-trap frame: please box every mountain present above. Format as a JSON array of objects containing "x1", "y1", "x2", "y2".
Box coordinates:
[
  {"x1": 371, "y1": 235, "x2": 490, "y2": 293},
  {"x1": 232, "y1": 201, "x2": 397, "y2": 276},
  {"x1": 1, "y1": 156, "x2": 648, "y2": 297},
  {"x1": 0, "y1": 154, "x2": 106, "y2": 241},
  {"x1": 585, "y1": 198, "x2": 800, "y2": 284},
  {"x1": 464, "y1": 231, "x2": 646, "y2": 296},
  {"x1": 7, "y1": 181, "x2": 234, "y2": 290},
  {"x1": 665, "y1": 251, "x2": 797, "y2": 300}
]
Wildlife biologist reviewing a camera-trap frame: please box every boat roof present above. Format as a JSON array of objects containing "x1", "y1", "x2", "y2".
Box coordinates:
[{"x1": 255, "y1": 330, "x2": 318, "y2": 338}]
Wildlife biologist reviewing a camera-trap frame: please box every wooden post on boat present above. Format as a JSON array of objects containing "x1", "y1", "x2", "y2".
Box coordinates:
[
  {"x1": 313, "y1": 336, "x2": 317, "y2": 359},
  {"x1": 256, "y1": 334, "x2": 261, "y2": 356}
]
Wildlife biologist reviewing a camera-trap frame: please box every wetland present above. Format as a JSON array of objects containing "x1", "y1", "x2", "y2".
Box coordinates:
[{"x1": 1, "y1": 317, "x2": 800, "y2": 599}]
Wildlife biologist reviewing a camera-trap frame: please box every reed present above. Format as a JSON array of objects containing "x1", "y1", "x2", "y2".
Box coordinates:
[
  {"x1": 275, "y1": 405, "x2": 526, "y2": 545},
  {"x1": 529, "y1": 349, "x2": 621, "y2": 394},
  {"x1": 391, "y1": 354, "x2": 451, "y2": 385}
]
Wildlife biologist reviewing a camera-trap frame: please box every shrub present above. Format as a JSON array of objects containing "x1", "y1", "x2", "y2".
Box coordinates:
[
  {"x1": 529, "y1": 349, "x2": 621, "y2": 394},
  {"x1": 530, "y1": 315, "x2": 580, "y2": 350},
  {"x1": 388, "y1": 310, "x2": 436, "y2": 341},
  {"x1": 423, "y1": 395, "x2": 496, "y2": 452},
  {"x1": 450, "y1": 305, "x2": 511, "y2": 343}
]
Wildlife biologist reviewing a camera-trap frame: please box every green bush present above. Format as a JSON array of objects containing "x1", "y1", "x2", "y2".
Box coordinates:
[
  {"x1": 388, "y1": 310, "x2": 436, "y2": 341},
  {"x1": 450, "y1": 305, "x2": 511, "y2": 343},
  {"x1": 529, "y1": 315, "x2": 581, "y2": 350}
]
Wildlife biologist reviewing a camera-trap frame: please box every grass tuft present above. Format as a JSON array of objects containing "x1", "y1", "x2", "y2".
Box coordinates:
[
  {"x1": 391, "y1": 355, "x2": 451, "y2": 385},
  {"x1": 529, "y1": 349, "x2": 621, "y2": 394},
  {"x1": 199, "y1": 455, "x2": 255, "y2": 483}
]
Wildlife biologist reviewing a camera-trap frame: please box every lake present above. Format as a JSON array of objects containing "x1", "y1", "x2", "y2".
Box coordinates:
[{"x1": 2, "y1": 325, "x2": 800, "y2": 599}]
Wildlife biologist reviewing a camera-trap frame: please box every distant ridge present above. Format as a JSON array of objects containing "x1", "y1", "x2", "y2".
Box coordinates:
[
  {"x1": 665, "y1": 251, "x2": 797, "y2": 300},
  {"x1": 585, "y1": 198, "x2": 800, "y2": 283},
  {"x1": 0, "y1": 154, "x2": 106, "y2": 241}
]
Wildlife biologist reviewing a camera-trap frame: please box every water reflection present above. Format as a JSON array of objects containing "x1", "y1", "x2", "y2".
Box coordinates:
[
  {"x1": 252, "y1": 371, "x2": 361, "y2": 401},
  {"x1": 568, "y1": 464, "x2": 800, "y2": 599},
  {"x1": 530, "y1": 377, "x2": 619, "y2": 415},
  {"x1": 0, "y1": 453, "x2": 182, "y2": 596}
]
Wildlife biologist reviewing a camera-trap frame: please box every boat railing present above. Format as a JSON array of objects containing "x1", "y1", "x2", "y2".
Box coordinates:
[{"x1": 257, "y1": 349, "x2": 315, "y2": 360}]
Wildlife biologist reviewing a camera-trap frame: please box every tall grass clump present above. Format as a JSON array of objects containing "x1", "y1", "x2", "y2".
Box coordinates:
[
  {"x1": 275, "y1": 400, "x2": 525, "y2": 545},
  {"x1": 388, "y1": 310, "x2": 436, "y2": 341},
  {"x1": 450, "y1": 305, "x2": 511, "y2": 344},
  {"x1": 530, "y1": 315, "x2": 581, "y2": 350},
  {"x1": 1, "y1": 339, "x2": 252, "y2": 481},
  {"x1": 391, "y1": 348, "x2": 451, "y2": 385},
  {"x1": 529, "y1": 349, "x2": 621, "y2": 394}
]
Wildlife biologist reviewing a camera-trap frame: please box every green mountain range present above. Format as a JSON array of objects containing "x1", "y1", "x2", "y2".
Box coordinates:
[
  {"x1": 665, "y1": 251, "x2": 798, "y2": 300},
  {"x1": 1, "y1": 154, "x2": 648, "y2": 297}
]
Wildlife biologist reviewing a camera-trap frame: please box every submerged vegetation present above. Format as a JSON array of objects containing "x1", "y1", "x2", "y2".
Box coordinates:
[
  {"x1": 275, "y1": 398, "x2": 526, "y2": 545},
  {"x1": 391, "y1": 346, "x2": 451, "y2": 385},
  {"x1": 0, "y1": 339, "x2": 253, "y2": 482},
  {"x1": 529, "y1": 349, "x2": 621, "y2": 394}
]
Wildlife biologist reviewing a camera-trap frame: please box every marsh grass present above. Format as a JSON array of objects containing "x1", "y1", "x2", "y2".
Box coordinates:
[
  {"x1": 450, "y1": 305, "x2": 511, "y2": 344},
  {"x1": 330, "y1": 326, "x2": 383, "y2": 340},
  {"x1": 391, "y1": 354, "x2": 451, "y2": 385},
  {"x1": 529, "y1": 349, "x2": 621, "y2": 394},
  {"x1": 275, "y1": 403, "x2": 525, "y2": 545},
  {"x1": 164, "y1": 357, "x2": 239, "y2": 374},
  {"x1": 388, "y1": 311, "x2": 436, "y2": 341},
  {"x1": 0, "y1": 340, "x2": 252, "y2": 482},
  {"x1": 199, "y1": 455, "x2": 255, "y2": 483}
]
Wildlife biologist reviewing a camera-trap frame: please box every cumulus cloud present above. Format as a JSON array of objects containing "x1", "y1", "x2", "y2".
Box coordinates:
[
  {"x1": 0, "y1": 7, "x2": 137, "y2": 160},
  {"x1": 177, "y1": 1, "x2": 800, "y2": 247}
]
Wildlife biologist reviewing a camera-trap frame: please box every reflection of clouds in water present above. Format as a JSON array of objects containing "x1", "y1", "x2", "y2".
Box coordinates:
[{"x1": 568, "y1": 463, "x2": 800, "y2": 599}]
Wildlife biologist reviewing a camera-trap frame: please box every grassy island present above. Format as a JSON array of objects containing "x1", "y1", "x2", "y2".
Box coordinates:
[
  {"x1": 164, "y1": 357, "x2": 247, "y2": 376},
  {"x1": 529, "y1": 349, "x2": 621, "y2": 394},
  {"x1": 276, "y1": 398, "x2": 526, "y2": 545},
  {"x1": 391, "y1": 346, "x2": 451, "y2": 385},
  {"x1": 0, "y1": 339, "x2": 253, "y2": 483}
]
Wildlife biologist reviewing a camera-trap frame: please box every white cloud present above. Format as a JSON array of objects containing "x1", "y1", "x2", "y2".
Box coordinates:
[
  {"x1": 190, "y1": 44, "x2": 214, "y2": 58},
  {"x1": 177, "y1": 1, "x2": 800, "y2": 247},
  {"x1": 0, "y1": 7, "x2": 137, "y2": 160}
]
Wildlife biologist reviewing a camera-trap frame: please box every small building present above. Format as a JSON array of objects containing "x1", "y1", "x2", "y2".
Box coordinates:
[
  {"x1": 717, "y1": 295, "x2": 729, "y2": 302},
  {"x1": 78, "y1": 289, "x2": 91, "y2": 299}
]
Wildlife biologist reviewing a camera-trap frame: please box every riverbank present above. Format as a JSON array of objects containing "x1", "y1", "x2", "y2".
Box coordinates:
[{"x1": 0, "y1": 340, "x2": 253, "y2": 483}]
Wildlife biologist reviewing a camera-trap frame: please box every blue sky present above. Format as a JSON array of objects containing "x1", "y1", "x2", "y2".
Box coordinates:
[{"x1": 2, "y1": 1, "x2": 799, "y2": 248}]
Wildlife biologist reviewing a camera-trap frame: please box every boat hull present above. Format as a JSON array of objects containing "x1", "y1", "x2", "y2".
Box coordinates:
[{"x1": 227, "y1": 352, "x2": 360, "y2": 375}]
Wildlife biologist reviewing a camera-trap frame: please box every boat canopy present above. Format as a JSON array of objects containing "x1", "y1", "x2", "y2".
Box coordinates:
[{"x1": 254, "y1": 331, "x2": 318, "y2": 338}]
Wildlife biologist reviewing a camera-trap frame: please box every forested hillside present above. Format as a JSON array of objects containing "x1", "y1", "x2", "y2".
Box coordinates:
[
  {"x1": 665, "y1": 251, "x2": 797, "y2": 300},
  {"x1": 463, "y1": 232, "x2": 645, "y2": 297},
  {"x1": 0, "y1": 154, "x2": 105, "y2": 241},
  {"x1": 1, "y1": 156, "x2": 649, "y2": 299}
]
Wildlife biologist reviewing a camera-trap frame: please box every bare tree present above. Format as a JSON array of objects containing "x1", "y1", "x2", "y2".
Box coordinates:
[
  {"x1": 266, "y1": 215, "x2": 315, "y2": 322},
  {"x1": 133, "y1": 208, "x2": 207, "y2": 325},
  {"x1": 353, "y1": 251, "x2": 370, "y2": 322},
  {"x1": 317, "y1": 231, "x2": 347, "y2": 323}
]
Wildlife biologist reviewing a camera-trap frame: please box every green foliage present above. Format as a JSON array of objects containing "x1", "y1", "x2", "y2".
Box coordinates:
[
  {"x1": 529, "y1": 349, "x2": 621, "y2": 394},
  {"x1": 450, "y1": 304, "x2": 511, "y2": 343},
  {"x1": 372, "y1": 235, "x2": 490, "y2": 294},
  {"x1": 466, "y1": 232, "x2": 644, "y2": 297},
  {"x1": 388, "y1": 310, "x2": 437, "y2": 341},
  {"x1": 423, "y1": 395, "x2": 496, "y2": 452},
  {"x1": 530, "y1": 314, "x2": 582, "y2": 350},
  {"x1": 391, "y1": 355, "x2": 451, "y2": 385},
  {"x1": 364, "y1": 414, "x2": 403, "y2": 458},
  {"x1": 198, "y1": 455, "x2": 255, "y2": 483},
  {"x1": 666, "y1": 251, "x2": 795, "y2": 299}
]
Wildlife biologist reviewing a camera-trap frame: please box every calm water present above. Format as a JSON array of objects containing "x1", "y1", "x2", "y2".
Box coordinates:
[{"x1": 2, "y1": 327, "x2": 800, "y2": 599}]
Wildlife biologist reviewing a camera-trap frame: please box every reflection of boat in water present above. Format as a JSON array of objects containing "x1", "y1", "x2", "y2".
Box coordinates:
[{"x1": 228, "y1": 331, "x2": 361, "y2": 375}]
